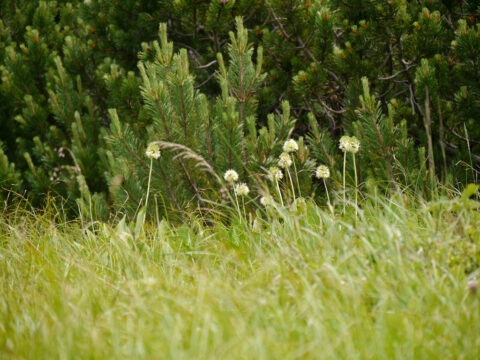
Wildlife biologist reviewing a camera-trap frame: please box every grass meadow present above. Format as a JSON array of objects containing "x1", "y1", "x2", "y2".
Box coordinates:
[{"x1": 1, "y1": 190, "x2": 479, "y2": 359}]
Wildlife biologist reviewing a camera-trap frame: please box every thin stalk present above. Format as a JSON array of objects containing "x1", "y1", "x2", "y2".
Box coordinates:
[
  {"x1": 233, "y1": 189, "x2": 243, "y2": 224},
  {"x1": 242, "y1": 196, "x2": 247, "y2": 224},
  {"x1": 293, "y1": 159, "x2": 302, "y2": 198},
  {"x1": 157, "y1": 191, "x2": 169, "y2": 224},
  {"x1": 154, "y1": 195, "x2": 160, "y2": 227},
  {"x1": 287, "y1": 167, "x2": 296, "y2": 202},
  {"x1": 343, "y1": 152, "x2": 346, "y2": 215},
  {"x1": 145, "y1": 158, "x2": 153, "y2": 210},
  {"x1": 464, "y1": 123, "x2": 475, "y2": 184},
  {"x1": 352, "y1": 153, "x2": 358, "y2": 224},
  {"x1": 323, "y1": 179, "x2": 333, "y2": 216},
  {"x1": 423, "y1": 85, "x2": 435, "y2": 184},
  {"x1": 275, "y1": 180, "x2": 284, "y2": 207},
  {"x1": 437, "y1": 97, "x2": 447, "y2": 181}
]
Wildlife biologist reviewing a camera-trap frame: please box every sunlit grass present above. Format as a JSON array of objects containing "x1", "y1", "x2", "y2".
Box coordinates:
[{"x1": 1, "y1": 193, "x2": 479, "y2": 359}]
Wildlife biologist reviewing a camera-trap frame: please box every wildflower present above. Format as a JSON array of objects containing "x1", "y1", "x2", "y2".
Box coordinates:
[
  {"x1": 224, "y1": 169, "x2": 239, "y2": 183},
  {"x1": 348, "y1": 136, "x2": 360, "y2": 153},
  {"x1": 340, "y1": 135, "x2": 360, "y2": 218},
  {"x1": 339, "y1": 135, "x2": 360, "y2": 153},
  {"x1": 278, "y1": 152, "x2": 292, "y2": 168},
  {"x1": 145, "y1": 143, "x2": 161, "y2": 159},
  {"x1": 260, "y1": 195, "x2": 274, "y2": 206},
  {"x1": 283, "y1": 139, "x2": 298, "y2": 153},
  {"x1": 339, "y1": 135, "x2": 351, "y2": 152},
  {"x1": 268, "y1": 167, "x2": 283, "y2": 181},
  {"x1": 234, "y1": 183, "x2": 249, "y2": 196},
  {"x1": 315, "y1": 165, "x2": 330, "y2": 179}
]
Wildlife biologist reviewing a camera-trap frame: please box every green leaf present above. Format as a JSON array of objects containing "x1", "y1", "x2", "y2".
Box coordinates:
[{"x1": 461, "y1": 184, "x2": 479, "y2": 200}]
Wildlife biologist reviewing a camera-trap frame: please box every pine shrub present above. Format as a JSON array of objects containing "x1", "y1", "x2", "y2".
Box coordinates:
[{"x1": 0, "y1": 0, "x2": 478, "y2": 217}]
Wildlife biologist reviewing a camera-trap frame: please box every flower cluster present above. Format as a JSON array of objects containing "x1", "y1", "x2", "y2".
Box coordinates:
[
  {"x1": 315, "y1": 165, "x2": 330, "y2": 179},
  {"x1": 224, "y1": 169, "x2": 239, "y2": 183},
  {"x1": 235, "y1": 183, "x2": 250, "y2": 196},
  {"x1": 224, "y1": 169, "x2": 249, "y2": 196},
  {"x1": 260, "y1": 195, "x2": 274, "y2": 206},
  {"x1": 339, "y1": 136, "x2": 360, "y2": 154},
  {"x1": 147, "y1": 132, "x2": 361, "y2": 215},
  {"x1": 283, "y1": 139, "x2": 298, "y2": 153},
  {"x1": 278, "y1": 152, "x2": 292, "y2": 168},
  {"x1": 268, "y1": 167, "x2": 283, "y2": 181},
  {"x1": 145, "y1": 143, "x2": 161, "y2": 159}
]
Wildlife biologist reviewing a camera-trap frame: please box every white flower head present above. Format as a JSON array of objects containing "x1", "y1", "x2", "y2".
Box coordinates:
[
  {"x1": 315, "y1": 165, "x2": 330, "y2": 179},
  {"x1": 224, "y1": 169, "x2": 239, "y2": 183},
  {"x1": 339, "y1": 135, "x2": 350, "y2": 152},
  {"x1": 339, "y1": 135, "x2": 360, "y2": 153},
  {"x1": 283, "y1": 139, "x2": 298, "y2": 153},
  {"x1": 260, "y1": 195, "x2": 274, "y2": 206},
  {"x1": 268, "y1": 167, "x2": 283, "y2": 181},
  {"x1": 146, "y1": 143, "x2": 161, "y2": 159},
  {"x1": 278, "y1": 152, "x2": 292, "y2": 168},
  {"x1": 234, "y1": 183, "x2": 250, "y2": 196},
  {"x1": 348, "y1": 136, "x2": 360, "y2": 153}
]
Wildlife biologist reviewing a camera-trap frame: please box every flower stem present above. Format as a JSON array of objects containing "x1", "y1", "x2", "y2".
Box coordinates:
[
  {"x1": 145, "y1": 158, "x2": 153, "y2": 210},
  {"x1": 233, "y1": 189, "x2": 242, "y2": 224},
  {"x1": 293, "y1": 159, "x2": 302, "y2": 198},
  {"x1": 275, "y1": 180, "x2": 284, "y2": 207},
  {"x1": 287, "y1": 168, "x2": 296, "y2": 202},
  {"x1": 242, "y1": 196, "x2": 247, "y2": 223},
  {"x1": 323, "y1": 178, "x2": 333, "y2": 216},
  {"x1": 343, "y1": 151, "x2": 346, "y2": 215},
  {"x1": 352, "y1": 153, "x2": 358, "y2": 224}
]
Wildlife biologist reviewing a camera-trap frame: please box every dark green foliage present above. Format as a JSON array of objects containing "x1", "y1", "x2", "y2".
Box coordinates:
[
  {"x1": 103, "y1": 19, "x2": 302, "y2": 218},
  {"x1": 0, "y1": 142, "x2": 21, "y2": 201},
  {"x1": 0, "y1": 0, "x2": 479, "y2": 216}
]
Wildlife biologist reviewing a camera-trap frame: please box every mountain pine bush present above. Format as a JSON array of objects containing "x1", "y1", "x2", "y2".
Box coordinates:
[{"x1": 0, "y1": 0, "x2": 479, "y2": 217}]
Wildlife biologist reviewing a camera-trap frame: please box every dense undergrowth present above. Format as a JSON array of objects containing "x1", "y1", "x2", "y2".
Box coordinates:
[
  {"x1": 1, "y1": 1, "x2": 480, "y2": 357},
  {"x1": 1, "y1": 189, "x2": 479, "y2": 359}
]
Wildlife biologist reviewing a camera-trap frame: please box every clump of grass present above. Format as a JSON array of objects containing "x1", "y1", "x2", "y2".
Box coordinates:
[{"x1": 1, "y1": 191, "x2": 479, "y2": 359}]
